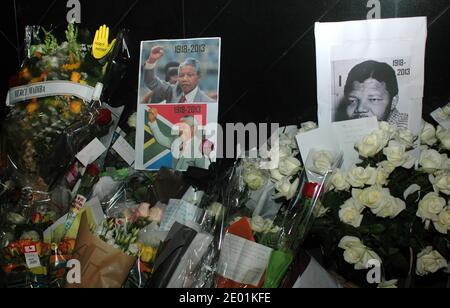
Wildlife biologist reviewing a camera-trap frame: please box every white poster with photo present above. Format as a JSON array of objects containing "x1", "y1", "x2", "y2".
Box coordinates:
[
  {"x1": 315, "y1": 17, "x2": 427, "y2": 137},
  {"x1": 135, "y1": 38, "x2": 221, "y2": 171}
]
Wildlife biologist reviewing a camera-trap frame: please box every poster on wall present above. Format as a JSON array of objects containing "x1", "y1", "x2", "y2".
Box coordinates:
[
  {"x1": 135, "y1": 38, "x2": 221, "y2": 171},
  {"x1": 315, "y1": 17, "x2": 427, "y2": 133}
]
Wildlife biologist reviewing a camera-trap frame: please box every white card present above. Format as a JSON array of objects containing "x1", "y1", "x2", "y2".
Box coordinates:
[
  {"x1": 217, "y1": 233, "x2": 273, "y2": 286},
  {"x1": 24, "y1": 245, "x2": 41, "y2": 269},
  {"x1": 159, "y1": 199, "x2": 203, "y2": 232},
  {"x1": 76, "y1": 138, "x2": 107, "y2": 166},
  {"x1": 332, "y1": 117, "x2": 379, "y2": 170},
  {"x1": 296, "y1": 127, "x2": 340, "y2": 166},
  {"x1": 112, "y1": 136, "x2": 135, "y2": 166}
]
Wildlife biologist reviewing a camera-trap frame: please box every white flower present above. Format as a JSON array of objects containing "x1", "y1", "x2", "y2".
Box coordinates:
[
  {"x1": 417, "y1": 192, "x2": 446, "y2": 221},
  {"x1": 419, "y1": 149, "x2": 448, "y2": 173},
  {"x1": 375, "y1": 167, "x2": 391, "y2": 186},
  {"x1": 378, "y1": 279, "x2": 398, "y2": 288},
  {"x1": 379, "y1": 121, "x2": 397, "y2": 140},
  {"x1": 416, "y1": 246, "x2": 448, "y2": 276},
  {"x1": 279, "y1": 133, "x2": 297, "y2": 149},
  {"x1": 347, "y1": 166, "x2": 377, "y2": 188},
  {"x1": 357, "y1": 249, "x2": 382, "y2": 271},
  {"x1": 105, "y1": 231, "x2": 114, "y2": 240},
  {"x1": 243, "y1": 167, "x2": 266, "y2": 191},
  {"x1": 148, "y1": 207, "x2": 164, "y2": 223},
  {"x1": 437, "y1": 126, "x2": 450, "y2": 150},
  {"x1": 207, "y1": 202, "x2": 224, "y2": 221},
  {"x1": 433, "y1": 207, "x2": 450, "y2": 234},
  {"x1": 429, "y1": 172, "x2": 450, "y2": 195},
  {"x1": 298, "y1": 121, "x2": 318, "y2": 134},
  {"x1": 339, "y1": 198, "x2": 365, "y2": 228},
  {"x1": 377, "y1": 160, "x2": 397, "y2": 174},
  {"x1": 330, "y1": 169, "x2": 351, "y2": 191},
  {"x1": 356, "y1": 129, "x2": 389, "y2": 158},
  {"x1": 383, "y1": 141, "x2": 415, "y2": 169},
  {"x1": 371, "y1": 195, "x2": 406, "y2": 219},
  {"x1": 278, "y1": 145, "x2": 293, "y2": 159},
  {"x1": 421, "y1": 121, "x2": 437, "y2": 146},
  {"x1": 274, "y1": 177, "x2": 300, "y2": 200},
  {"x1": 316, "y1": 202, "x2": 330, "y2": 218},
  {"x1": 338, "y1": 236, "x2": 382, "y2": 270},
  {"x1": 278, "y1": 157, "x2": 302, "y2": 176},
  {"x1": 127, "y1": 112, "x2": 137, "y2": 128},
  {"x1": 311, "y1": 150, "x2": 334, "y2": 174},
  {"x1": 127, "y1": 243, "x2": 140, "y2": 256},
  {"x1": 250, "y1": 216, "x2": 273, "y2": 233},
  {"x1": 395, "y1": 128, "x2": 415, "y2": 148},
  {"x1": 352, "y1": 186, "x2": 389, "y2": 210},
  {"x1": 270, "y1": 169, "x2": 284, "y2": 182}
]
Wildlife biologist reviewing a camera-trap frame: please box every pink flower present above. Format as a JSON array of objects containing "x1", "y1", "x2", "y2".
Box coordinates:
[{"x1": 136, "y1": 203, "x2": 151, "y2": 218}]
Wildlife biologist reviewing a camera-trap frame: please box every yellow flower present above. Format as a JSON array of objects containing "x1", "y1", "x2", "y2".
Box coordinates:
[
  {"x1": 138, "y1": 244, "x2": 156, "y2": 263},
  {"x1": 69, "y1": 100, "x2": 82, "y2": 114}
]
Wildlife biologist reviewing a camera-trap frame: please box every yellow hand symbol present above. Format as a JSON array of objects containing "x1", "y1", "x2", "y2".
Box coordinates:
[{"x1": 92, "y1": 25, "x2": 116, "y2": 59}]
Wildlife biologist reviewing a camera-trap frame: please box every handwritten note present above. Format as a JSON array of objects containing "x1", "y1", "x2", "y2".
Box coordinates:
[
  {"x1": 159, "y1": 199, "x2": 203, "y2": 232},
  {"x1": 217, "y1": 233, "x2": 273, "y2": 286}
]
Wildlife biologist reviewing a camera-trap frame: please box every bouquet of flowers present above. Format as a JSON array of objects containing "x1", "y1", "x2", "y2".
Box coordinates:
[
  {"x1": 310, "y1": 121, "x2": 450, "y2": 288},
  {"x1": 3, "y1": 22, "x2": 129, "y2": 192}
]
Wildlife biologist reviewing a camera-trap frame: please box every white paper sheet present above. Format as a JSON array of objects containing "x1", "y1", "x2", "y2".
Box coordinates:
[
  {"x1": 315, "y1": 17, "x2": 427, "y2": 139},
  {"x1": 217, "y1": 233, "x2": 273, "y2": 286},
  {"x1": 112, "y1": 136, "x2": 135, "y2": 166},
  {"x1": 159, "y1": 199, "x2": 203, "y2": 232},
  {"x1": 76, "y1": 138, "x2": 107, "y2": 166}
]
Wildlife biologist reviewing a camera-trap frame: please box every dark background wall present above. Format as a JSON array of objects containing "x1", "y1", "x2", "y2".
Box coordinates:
[{"x1": 1, "y1": 0, "x2": 449, "y2": 126}]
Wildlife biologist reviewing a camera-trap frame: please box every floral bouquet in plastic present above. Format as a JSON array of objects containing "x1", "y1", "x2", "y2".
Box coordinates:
[{"x1": 3, "y1": 22, "x2": 129, "y2": 192}]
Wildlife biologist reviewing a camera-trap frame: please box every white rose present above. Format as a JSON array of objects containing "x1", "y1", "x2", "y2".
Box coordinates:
[
  {"x1": 343, "y1": 245, "x2": 367, "y2": 266},
  {"x1": 331, "y1": 169, "x2": 351, "y2": 191},
  {"x1": 377, "y1": 160, "x2": 397, "y2": 174},
  {"x1": 429, "y1": 172, "x2": 450, "y2": 195},
  {"x1": 250, "y1": 216, "x2": 267, "y2": 233},
  {"x1": 419, "y1": 149, "x2": 447, "y2": 173},
  {"x1": 371, "y1": 195, "x2": 406, "y2": 219},
  {"x1": 383, "y1": 141, "x2": 415, "y2": 169},
  {"x1": 416, "y1": 246, "x2": 448, "y2": 276},
  {"x1": 347, "y1": 166, "x2": 377, "y2": 188},
  {"x1": 356, "y1": 249, "x2": 382, "y2": 270},
  {"x1": 395, "y1": 128, "x2": 415, "y2": 148},
  {"x1": 243, "y1": 167, "x2": 266, "y2": 191},
  {"x1": 352, "y1": 186, "x2": 389, "y2": 210},
  {"x1": 270, "y1": 169, "x2": 285, "y2": 182},
  {"x1": 379, "y1": 121, "x2": 397, "y2": 140},
  {"x1": 437, "y1": 126, "x2": 450, "y2": 150},
  {"x1": 421, "y1": 121, "x2": 437, "y2": 146},
  {"x1": 279, "y1": 133, "x2": 297, "y2": 149},
  {"x1": 338, "y1": 236, "x2": 364, "y2": 250},
  {"x1": 356, "y1": 130, "x2": 388, "y2": 158},
  {"x1": 311, "y1": 150, "x2": 334, "y2": 174},
  {"x1": 274, "y1": 177, "x2": 300, "y2": 200},
  {"x1": 339, "y1": 198, "x2": 365, "y2": 228},
  {"x1": 433, "y1": 207, "x2": 450, "y2": 234},
  {"x1": 279, "y1": 145, "x2": 293, "y2": 159},
  {"x1": 417, "y1": 192, "x2": 446, "y2": 221},
  {"x1": 298, "y1": 121, "x2": 318, "y2": 134},
  {"x1": 316, "y1": 201, "x2": 330, "y2": 218},
  {"x1": 278, "y1": 157, "x2": 302, "y2": 176},
  {"x1": 375, "y1": 167, "x2": 390, "y2": 186},
  {"x1": 378, "y1": 279, "x2": 398, "y2": 288},
  {"x1": 127, "y1": 112, "x2": 137, "y2": 128}
]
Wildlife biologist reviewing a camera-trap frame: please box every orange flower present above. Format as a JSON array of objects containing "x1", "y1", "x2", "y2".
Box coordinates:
[
  {"x1": 26, "y1": 99, "x2": 39, "y2": 114},
  {"x1": 69, "y1": 100, "x2": 82, "y2": 114},
  {"x1": 70, "y1": 72, "x2": 82, "y2": 83},
  {"x1": 19, "y1": 68, "x2": 32, "y2": 81},
  {"x1": 62, "y1": 62, "x2": 81, "y2": 71}
]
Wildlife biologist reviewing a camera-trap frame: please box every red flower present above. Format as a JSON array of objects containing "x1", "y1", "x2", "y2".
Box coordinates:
[
  {"x1": 32, "y1": 213, "x2": 43, "y2": 224},
  {"x1": 96, "y1": 108, "x2": 112, "y2": 126},
  {"x1": 86, "y1": 164, "x2": 100, "y2": 178}
]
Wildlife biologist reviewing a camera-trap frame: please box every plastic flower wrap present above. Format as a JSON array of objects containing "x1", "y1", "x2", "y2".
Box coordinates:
[{"x1": 3, "y1": 22, "x2": 129, "y2": 192}]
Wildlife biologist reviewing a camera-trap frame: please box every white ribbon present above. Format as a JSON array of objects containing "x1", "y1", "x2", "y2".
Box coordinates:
[{"x1": 6, "y1": 81, "x2": 103, "y2": 106}]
